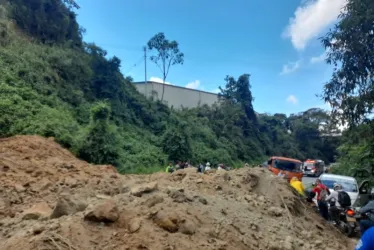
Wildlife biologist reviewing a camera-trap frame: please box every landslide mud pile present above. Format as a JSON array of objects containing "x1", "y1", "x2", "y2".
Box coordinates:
[{"x1": 0, "y1": 136, "x2": 353, "y2": 250}]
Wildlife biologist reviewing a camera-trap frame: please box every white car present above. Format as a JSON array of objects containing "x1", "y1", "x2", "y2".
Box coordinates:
[{"x1": 319, "y1": 174, "x2": 359, "y2": 206}]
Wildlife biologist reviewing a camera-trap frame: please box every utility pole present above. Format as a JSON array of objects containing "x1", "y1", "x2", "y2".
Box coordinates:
[{"x1": 144, "y1": 46, "x2": 148, "y2": 98}]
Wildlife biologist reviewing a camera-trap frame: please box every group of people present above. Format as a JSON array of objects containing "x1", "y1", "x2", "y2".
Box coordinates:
[
  {"x1": 279, "y1": 173, "x2": 374, "y2": 249},
  {"x1": 165, "y1": 161, "x2": 229, "y2": 173},
  {"x1": 305, "y1": 178, "x2": 374, "y2": 250},
  {"x1": 165, "y1": 161, "x2": 191, "y2": 173}
]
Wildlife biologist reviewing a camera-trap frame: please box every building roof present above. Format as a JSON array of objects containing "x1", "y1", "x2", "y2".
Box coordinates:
[{"x1": 133, "y1": 81, "x2": 219, "y2": 96}]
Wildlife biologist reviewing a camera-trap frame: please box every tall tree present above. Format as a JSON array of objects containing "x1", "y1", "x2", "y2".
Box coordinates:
[
  {"x1": 219, "y1": 74, "x2": 257, "y2": 123},
  {"x1": 321, "y1": 0, "x2": 374, "y2": 126},
  {"x1": 147, "y1": 32, "x2": 184, "y2": 101}
]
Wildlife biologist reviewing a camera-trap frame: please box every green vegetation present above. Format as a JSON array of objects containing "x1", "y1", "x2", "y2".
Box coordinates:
[
  {"x1": 0, "y1": 0, "x2": 342, "y2": 174},
  {"x1": 321, "y1": 0, "x2": 374, "y2": 178}
]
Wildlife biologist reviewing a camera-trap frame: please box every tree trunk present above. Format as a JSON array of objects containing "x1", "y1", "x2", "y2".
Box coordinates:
[{"x1": 161, "y1": 77, "x2": 166, "y2": 102}]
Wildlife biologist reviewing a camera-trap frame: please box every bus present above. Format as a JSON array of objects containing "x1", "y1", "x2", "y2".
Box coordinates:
[{"x1": 267, "y1": 156, "x2": 303, "y2": 181}]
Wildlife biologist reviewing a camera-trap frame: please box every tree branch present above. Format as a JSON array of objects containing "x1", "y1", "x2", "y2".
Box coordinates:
[{"x1": 165, "y1": 55, "x2": 174, "y2": 80}]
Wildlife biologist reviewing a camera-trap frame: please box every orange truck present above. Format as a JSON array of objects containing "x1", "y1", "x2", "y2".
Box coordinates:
[{"x1": 267, "y1": 156, "x2": 303, "y2": 181}]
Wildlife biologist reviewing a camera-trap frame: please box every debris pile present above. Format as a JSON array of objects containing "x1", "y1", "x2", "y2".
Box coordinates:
[{"x1": 0, "y1": 136, "x2": 354, "y2": 249}]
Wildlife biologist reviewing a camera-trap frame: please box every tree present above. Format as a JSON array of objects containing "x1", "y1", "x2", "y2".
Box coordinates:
[
  {"x1": 147, "y1": 32, "x2": 184, "y2": 101},
  {"x1": 162, "y1": 122, "x2": 191, "y2": 162},
  {"x1": 79, "y1": 102, "x2": 121, "y2": 166},
  {"x1": 321, "y1": 0, "x2": 374, "y2": 126},
  {"x1": 219, "y1": 74, "x2": 257, "y2": 122}
]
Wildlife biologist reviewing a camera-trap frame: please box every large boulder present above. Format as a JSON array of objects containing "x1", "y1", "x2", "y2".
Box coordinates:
[
  {"x1": 84, "y1": 199, "x2": 119, "y2": 223},
  {"x1": 153, "y1": 211, "x2": 180, "y2": 233},
  {"x1": 22, "y1": 202, "x2": 52, "y2": 220},
  {"x1": 144, "y1": 195, "x2": 164, "y2": 208},
  {"x1": 167, "y1": 187, "x2": 188, "y2": 203},
  {"x1": 130, "y1": 182, "x2": 158, "y2": 197},
  {"x1": 50, "y1": 197, "x2": 87, "y2": 219}
]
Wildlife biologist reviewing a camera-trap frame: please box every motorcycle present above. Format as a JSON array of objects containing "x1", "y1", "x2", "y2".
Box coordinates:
[{"x1": 328, "y1": 199, "x2": 359, "y2": 237}]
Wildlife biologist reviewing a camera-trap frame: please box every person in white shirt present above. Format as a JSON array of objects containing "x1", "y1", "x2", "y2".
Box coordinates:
[
  {"x1": 326, "y1": 183, "x2": 343, "y2": 222},
  {"x1": 217, "y1": 164, "x2": 225, "y2": 171},
  {"x1": 205, "y1": 162, "x2": 211, "y2": 172}
]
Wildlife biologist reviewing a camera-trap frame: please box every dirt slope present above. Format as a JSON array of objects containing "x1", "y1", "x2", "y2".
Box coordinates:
[{"x1": 0, "y1": 136, "x2": 354, "y2": 250}]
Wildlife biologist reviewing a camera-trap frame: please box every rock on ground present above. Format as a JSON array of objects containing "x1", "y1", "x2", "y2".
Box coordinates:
[
  {"x1": 50, "y1": 197, "x2": 87, "y2": 219},
  {"x1": 130, "y1": 182, "x2": 158, "y2": 197},
  {"x1": 128, "y1": 218, "x2": 142, "y2": 233},
  {"x1": 22, "y1": 202, "x2": 52, "y2": 220},
  {"x1": 84, "y1": 199, "x2": 119, "y2": 222},
  {"x1": 153, "y1": 211, "x2": 180, "y2": 233}
]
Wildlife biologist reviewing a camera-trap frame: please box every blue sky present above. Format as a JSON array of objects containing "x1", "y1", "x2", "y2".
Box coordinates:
[{"x1": 76, "y1": 0, "x2": 346, "y2": 115}]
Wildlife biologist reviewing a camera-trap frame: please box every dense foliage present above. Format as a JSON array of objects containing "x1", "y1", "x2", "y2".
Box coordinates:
[
  {"x1": 321, "y1": 0, "x2": 374, "y2": 178},
  {"x1": 0, "y1": 0, "x2": 341, "y2": 173},
  {"x1": 78, "y1": 102, "x2": 122, "y2": 167},
  {"x1": 322, "y1": 0, "x2": 374, "y2": 125}
]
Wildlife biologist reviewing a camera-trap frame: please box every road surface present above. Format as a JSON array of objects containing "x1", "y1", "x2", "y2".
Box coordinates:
[{"x1": 302, "y1": 176, "x2": 317, "y2": 188}]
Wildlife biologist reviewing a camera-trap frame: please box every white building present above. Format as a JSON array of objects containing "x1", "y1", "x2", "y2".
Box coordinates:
[{"x1": 133, "y1": 81, "x2": 219, "y2": 109}]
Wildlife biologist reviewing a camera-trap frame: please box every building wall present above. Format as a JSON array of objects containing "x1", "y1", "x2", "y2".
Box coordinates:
[{"x1": 134, "y1": 82, "x2": 219, "y2": 109}]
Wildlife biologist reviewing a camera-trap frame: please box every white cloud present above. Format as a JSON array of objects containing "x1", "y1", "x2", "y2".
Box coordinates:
[
  {"x1": 286, "y1": 95, "x2": 298, "y2": 105},
  {"x1": 310, "y1": 52, "x2": 326, "y2": 64},
  {"x1": 283, "y1": 0, "x2": 346, "y2": 50},
  {"x1": 280, "y1": 61, "x2": 301, "y2": 75},
  {"x1": 185, "y1": 80, "x2": 201, "y2": 89},
  {"x1": 149, "y1": 76, "x2": 172, "y2": 85}
]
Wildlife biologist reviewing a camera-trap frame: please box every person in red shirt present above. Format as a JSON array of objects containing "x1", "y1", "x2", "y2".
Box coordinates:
[{"x1": 312, "y1": 179, "x2": 330, "y2": 220}]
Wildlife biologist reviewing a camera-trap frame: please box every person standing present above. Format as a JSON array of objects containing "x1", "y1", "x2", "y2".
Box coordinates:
[
  {"x1": 326, "y1": 183, "x2": 351, "y2": 222},
  {"x1": 205, "y1": 162, "x2": 211, "y2": 172},
  {"x1": 312, "y1": 179, "x2": 330, "y2": 220},
  {"x1": 165, "y1": 162, "x2": 174, "y2": 173},
  {"x1": 197, "y1": 163, "x2": 204, "y2": 173},
  {"x1": 358, "y1": 195, "x2": 374, "y2": 235},
  {"x1": 290, "y1": 177, "x2": 305, "y2": 196}
]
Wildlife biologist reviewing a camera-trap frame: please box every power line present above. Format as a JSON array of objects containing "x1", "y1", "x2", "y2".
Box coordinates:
[
  {"x1": 93, "y1": 43, "x2": 143, "y2": 52},
  {"x1": 125, "y1": 56, "x2": 145, "y2": 75}
]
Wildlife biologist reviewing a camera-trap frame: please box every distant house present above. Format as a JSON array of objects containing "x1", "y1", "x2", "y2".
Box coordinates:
[{"x1": 133, "y1": 81, "x2": 219, "y2": 109}]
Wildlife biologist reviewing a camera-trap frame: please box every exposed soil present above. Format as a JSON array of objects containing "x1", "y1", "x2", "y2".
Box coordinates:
[{"x1": 0, "y1": 136, "x2": 356, "y2": 250}]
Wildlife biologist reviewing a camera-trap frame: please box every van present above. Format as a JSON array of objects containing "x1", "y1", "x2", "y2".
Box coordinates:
[{"x1": 267, "y1": 156, "x2": 303, "y2": 181}]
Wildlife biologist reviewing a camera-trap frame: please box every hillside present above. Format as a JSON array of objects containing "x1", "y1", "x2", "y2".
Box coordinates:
[
  {"x1": 0, "y1": 135, "x2": 354, "y2": 250},
  {"x1": 0, "y1": 0, "x2": 340, "y2": 172}
]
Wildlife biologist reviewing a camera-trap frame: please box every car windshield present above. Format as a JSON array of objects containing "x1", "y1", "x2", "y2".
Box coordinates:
[
  {"x1": 274, "y1": 160, "x2": 301, "y2": 172},
  {"x1": 304, "y1": 163, "x2": 314, "y2": 168},
  {"x1": 320, "y1": 178, "x2": 358, "y2": 192}
]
